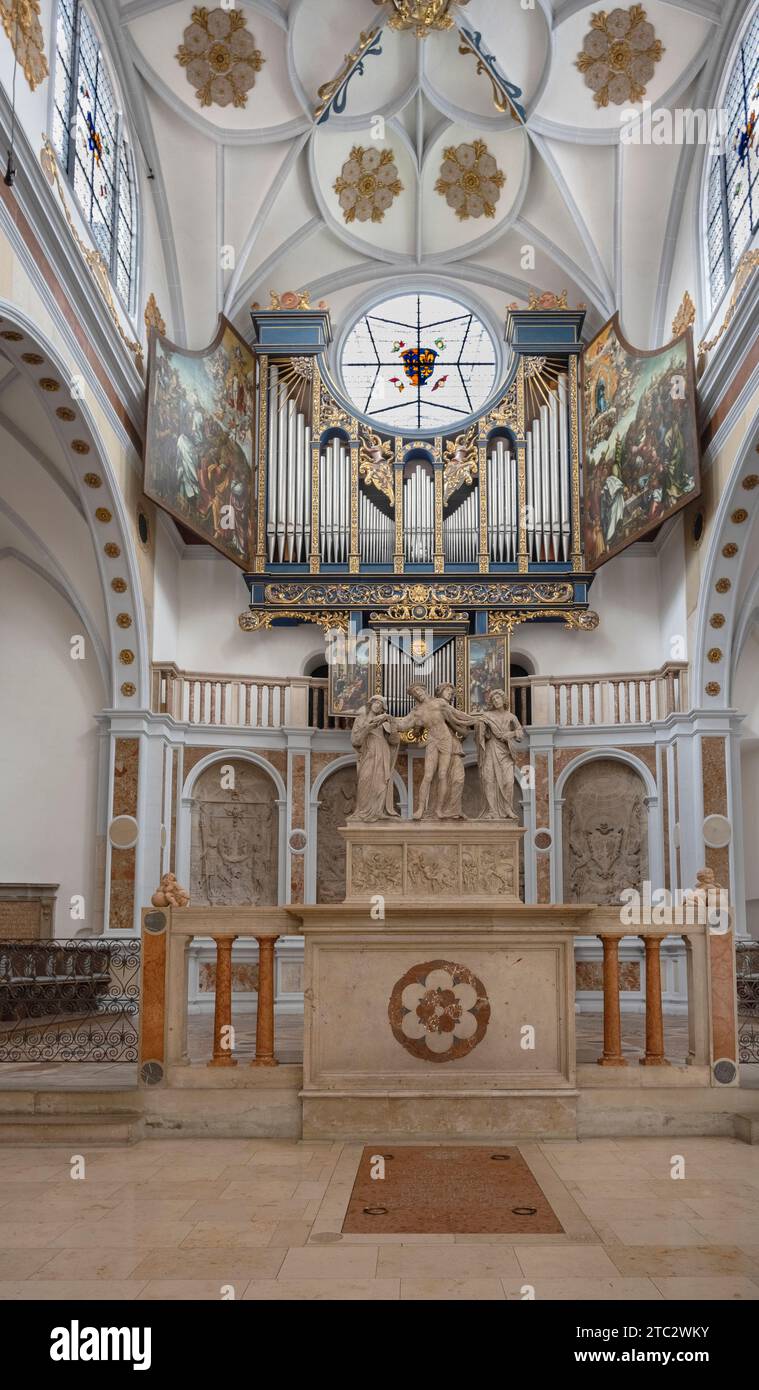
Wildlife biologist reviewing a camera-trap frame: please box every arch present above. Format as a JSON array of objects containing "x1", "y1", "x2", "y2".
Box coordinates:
[
  {"x1": 0, "y1": 546, "x2": 110, "y2": 694},
  {"x1": 307, "y1": 754, "x2": 409, "y2": 903},
  {"x1": 178, "y1": 750, "x2": 287, "y2": 906},
  {"x1": 693, "y1": 403, "x2": 759, "y2": 708},
  {"x1": 554, "y1": 749, "x2": 662, "y2": 901},
  {"x1": 0, "y1": 304, "x2": 149, "y2": 707}
]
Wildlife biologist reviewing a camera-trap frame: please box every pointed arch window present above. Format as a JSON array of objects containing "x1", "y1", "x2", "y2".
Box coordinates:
[
  {"x1": 52, "y1": 0, "x2": 137, "y2": 314},
  {"x1": 706, "y1": 6, "x2": 759, "y2": 310}
]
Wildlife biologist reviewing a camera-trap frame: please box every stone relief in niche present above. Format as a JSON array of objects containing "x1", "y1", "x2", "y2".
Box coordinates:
[
  {"x1": 562, "y1": 759, "x2": 648, "y2": 905},
  {"x1": 316, "y1": 766, "x2": 355, "y2": 904},
  {"x1": 190, "y1": 760, "x2": 278, "y2": 907}
]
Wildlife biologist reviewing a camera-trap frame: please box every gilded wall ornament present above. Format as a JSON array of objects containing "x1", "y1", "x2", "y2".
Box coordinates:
[
  {"x1": 144, "y1": 292, "x2": 166, "y2": 337},
  {"x1": 575, "y1": 6, "x2": 664, "y2": 109},
  {"x1": 0, "y1": 0, "x2": 48, "y2": 91},
  {"x1": 268, "y1": 289, "x2": 312, "y2": 310},
  {"x1": 435, "y1": 140, "x2": 505, "y2": 221},
  {"x1": 527, "y1": 289, "x2": 569, "y2": 311},
  {"x1": 443, "y1": 425, "x2": 478, "y2": 504},
  {"x1": 358, "y1": 428, "x2": 395, "y2": 503},
  {"x1": 176, "y1": 6, "x2": 264, "y2": 109},
  {"x1": 238, "y1": 607, "x2": 349, "y2": 633},
  {"x1": 671, "y1": 290, "x2": 696, "y2": 338},
  {"x1": 374, "y1": 1, "x2": 470, "y2": 39},
  {"x1": 334, "y1": 146, "x2": 403, "y2": 224}
]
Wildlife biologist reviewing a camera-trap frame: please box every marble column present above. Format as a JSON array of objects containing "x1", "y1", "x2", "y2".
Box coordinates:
[
  {"x1": 208, "y1": 936, "x2": 237, "y2": 1067},
  {"x1": 640, "y1": 935, "x2": 668, "y2": 1066},
  {"x1": 251, "y1": 935, "x2": 279, "y2": 1067},
  {"x1": 598, "y1": 934, "x2": 626, "y2": 1066}
]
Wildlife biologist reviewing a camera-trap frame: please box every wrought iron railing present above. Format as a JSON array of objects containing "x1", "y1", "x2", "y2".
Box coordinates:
[
  {"x1": 737, "y1": 940, "x2": 759, "y2": 1064},
  {"x1": 0, "y1": 938, "x2": 140, "y2": 1063}
]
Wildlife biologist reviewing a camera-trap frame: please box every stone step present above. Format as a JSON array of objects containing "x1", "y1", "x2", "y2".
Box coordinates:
[
  {"x1": 734, "y1": 1113, "x2": 759, "y2": 1145},
  {"x1": 0, "y1": 1112, "x2": 142, "y2": 1145}
]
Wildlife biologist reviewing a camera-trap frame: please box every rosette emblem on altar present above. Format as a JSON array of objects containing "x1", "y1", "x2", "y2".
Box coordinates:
[{"x1": 401, "y1": 346, "x2": 438, "y2": 386}]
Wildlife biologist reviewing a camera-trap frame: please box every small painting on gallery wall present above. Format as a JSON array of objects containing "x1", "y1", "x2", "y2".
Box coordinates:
[
  {"x1": 467, "y1": 634, "x2": 510, "y2": 714},
  {"x1": 328, "y1": 632, "x2": 374, "y2": 718},
  {"x1": 144, "y1": 317, "x2": 256, "y2": 568},
  {"x1": 581, "y1": 313, "x2": 701, "y2": 570}
]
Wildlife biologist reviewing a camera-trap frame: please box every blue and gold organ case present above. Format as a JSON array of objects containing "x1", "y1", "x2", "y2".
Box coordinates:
[{"x1": 241, "y1": 298, "x2": 597, "y2": 715}]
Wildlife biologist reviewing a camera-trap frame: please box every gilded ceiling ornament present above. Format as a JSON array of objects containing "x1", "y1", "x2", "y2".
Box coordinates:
[
  {"x1": 705, "y1": 682, "x2": 721, "y2": 696},
  {"x1": 144, "y1": 293, "x2": 166, "y2": 337},
  {"x1": 374, "y1": 0, "x2": 470, "y2": 39},
  {"x1": 359, "y1": 427, "x2": 395, "y2": 504},
  {"x1": 443, "y1": 425, "x2": 478, "y2": 504},
  {"x1": 176, "y1": 6, "x2": 264, "y2": 109},
  {"x1": 334, "y1": 146, "x2": 403, "y2": 225},
  {"x1": 671, "y1": 291, "x2": 696, "y2": 338},
  {"x1": 575, "y1": 5, "x2": 664, "y2": 109},
  {"x1": 435, "y1": 140, "x2": 505, "y2": 221},
  {"x1": 0, "y1": 0, "x2": 48, "y2": 91}
]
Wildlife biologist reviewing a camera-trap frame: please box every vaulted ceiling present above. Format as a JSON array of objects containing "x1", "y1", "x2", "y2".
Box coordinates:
[{"x1": 106, "y1": 0, "x2": 730, "y2": 357}]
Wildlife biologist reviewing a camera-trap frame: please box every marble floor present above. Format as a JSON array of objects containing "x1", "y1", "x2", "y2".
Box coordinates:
[{"x1": 0, "y1": 1135, "x2": 758, "y2": 1301}]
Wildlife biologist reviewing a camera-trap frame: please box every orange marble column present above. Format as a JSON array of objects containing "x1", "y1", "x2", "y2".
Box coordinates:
[
  {"x1": 208, "y1": 936, "x2": 237, "y2": 1067},
  {"x1": 598, "y1": 935, "x2": 626, "y2": 1066},
  {"x1": 139, "y1": 908, "x2": 168, "y2": 1083},
  {"x1": 251, "y1": 935, "x2": 279, "y2": 1067},
  {"x1": 640, "y1": 935, "x2": 668, "y2": 1066}
]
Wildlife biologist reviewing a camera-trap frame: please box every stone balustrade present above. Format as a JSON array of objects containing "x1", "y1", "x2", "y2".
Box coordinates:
[{"x1": 150, "y1": 661, "x2": 689, "y2": 732}]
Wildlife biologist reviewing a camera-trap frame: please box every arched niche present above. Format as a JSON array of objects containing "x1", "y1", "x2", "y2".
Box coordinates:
[
  {"x1": 561, "y1": 757, "x2": 648, "y2": 905},
  {"x1": 189, "y1": 757, "x2": 280, "y2": 907},
  {"x1": 315, "y1": 763, "x2": 357, "y2": 904}
]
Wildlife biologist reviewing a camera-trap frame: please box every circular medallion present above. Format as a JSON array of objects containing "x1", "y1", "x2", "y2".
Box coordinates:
[
  {"x1": 83, "y1": 472, "x2": 101, "y2": 488},
  {"x1": 742, "y1": 474, "x2": 759, "y2": 490},
  {"x1": 715, "y1": 578, "x2": 731, "y2": 593},
  {"x1": 104, "y1": 542, "x2": 121, "y2": 557},
  {"x1": 112, "y1": 577, "x2": 127, "y2": 593},
  {"x1": 39, "y1": 377, "x2": 60, "y2": 392},
  {"x1": 709, "y1": 613, "x2": 725, "y2": 628},
  {"x1": 57, "y1": 406, "x2": 76, "y2": 422},
  {"x1": 116, "y1": 612, "x2": 132, "y2": 628},
  {"x1": 722, "y1": 543, "x2": 738, "y2": 558},
  {"x1": 705, "y1": 681, "x2": 721, "y2": 696},
  {"x1": 731, "y1": 508, "x2": 748, "y2": 524},
  {"x1": 95, "y1": 507, "x2": 112, "y2": 523},
  {"x1": 388, "y1": 959, "x2": 490, "y2": 1063},
  {"x1": 120, "y1": 681, "x2": 136, "y2": 697},
  {"x1": 288, "y1": 829, "x2": 308, "y2": 854},
  {"x1": 21, "y1": 352, "x2": 43, "y2": 364}
]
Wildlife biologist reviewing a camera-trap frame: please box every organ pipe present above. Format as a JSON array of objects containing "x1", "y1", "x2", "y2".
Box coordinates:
[{"x1": 265, "y1": 363, "x2": 312, "y2": 563}]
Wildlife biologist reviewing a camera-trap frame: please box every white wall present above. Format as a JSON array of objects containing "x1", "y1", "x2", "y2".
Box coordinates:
[{"x1": 0, "y1": 559, "x2": 105, "y2": 935}]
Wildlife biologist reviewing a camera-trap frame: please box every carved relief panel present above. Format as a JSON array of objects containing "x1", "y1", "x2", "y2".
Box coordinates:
[
  {"x1": 316, "y1": 765, "x2": 356, "y2": 904},
  {"x1": 190, "y1": 760, "x2": 279, "y2": 906},
  {"x1": 562, "y1": 759, "x2": 648, "y2": 905},
  {"x1": 462, "y1": 764, "x2": 523, "y2": 897}
]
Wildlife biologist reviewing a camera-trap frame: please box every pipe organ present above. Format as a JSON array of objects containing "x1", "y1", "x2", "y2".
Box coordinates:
[
  {"x1": 265, "y1": 363, "x2": 312, "y2": 563},
  {"x1": 486, "y1": 440, "x2": 518, "y2": 563},
  {"x1": 380, "y1": 633, "x2": 458, "y2": 717},
  {"x1": 524, "y1": 370, "x2": 571, "y2": 563},
  {"x1": 243, "y1": 301, "x2": 594, "y2": 706},
  {"x1": 403, "y1": 464, "x2": 435, "y2": 565},
  {"x1": 318, "y1": 437, "x2": 351, "y2": 564}
]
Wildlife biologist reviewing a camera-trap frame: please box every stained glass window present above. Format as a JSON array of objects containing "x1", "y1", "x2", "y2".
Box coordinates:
[
  {"x1": 52, "y1": 0, "x2": 137, "y2": 314},
  {"x1": 707, "y1": 6, "x2": 759, "y2": 310},
  {"x1": 340, "y1": 292, "x2": 497, "y2": 433}
]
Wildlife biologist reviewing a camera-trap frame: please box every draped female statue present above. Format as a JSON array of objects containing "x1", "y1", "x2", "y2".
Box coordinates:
[
  {"x1": 349, "y1": 695, "x2": 400, "y2": 822},
  {"x1": 475, "y1": 689, "x2": 524, "y2": 821}
]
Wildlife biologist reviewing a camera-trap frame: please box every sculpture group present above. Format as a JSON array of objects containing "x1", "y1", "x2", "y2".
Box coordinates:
[{"x1": 350, "y1": 682, "x2": 523, "y2": 823}]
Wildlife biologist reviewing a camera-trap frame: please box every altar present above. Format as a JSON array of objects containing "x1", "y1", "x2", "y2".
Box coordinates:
[{"x1": 298, "y1": 889, "x2": 598, "y2": 1141}]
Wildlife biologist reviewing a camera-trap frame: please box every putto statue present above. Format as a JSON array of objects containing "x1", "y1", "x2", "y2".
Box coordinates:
[
  {"x1": 350, "y1": 695, "x2": 400, "y2": 822},
  {"x1": 395, "y1": 681, "x2": 477, "y2": 819},
  {"x1": 475, "y1": 689, "x2": 524, "y2": 821},
  {"x1": 151, "y1": 872, "x2": 190, "y2": 908}
]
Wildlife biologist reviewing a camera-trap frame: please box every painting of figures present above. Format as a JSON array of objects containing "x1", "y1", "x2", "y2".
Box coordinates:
[
  {"x1": 467, "y1": 635, "x2": 510, "y2": 713},
  {"x1": 582, "y1": 314, "x2": 700, "y2": 569},
  {"x1": 145, "y1": 318, "x2": 256, "y2": 567},
  {"x1": 328, "y1": 631, "x2": 374, "y2": 717}
]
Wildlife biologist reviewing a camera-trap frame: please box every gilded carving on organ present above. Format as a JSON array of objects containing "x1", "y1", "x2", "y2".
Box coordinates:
[
  {"x1": 562, "y1": 760, "x2": 648, "y2": 904},
  {"x1": 190, "y1": 761, "x2": 278, "y2": 906}
]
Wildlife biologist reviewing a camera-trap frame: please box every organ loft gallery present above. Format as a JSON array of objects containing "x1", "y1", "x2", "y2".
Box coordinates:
[{"x1": 0, "y1": 0, "x2": 758, "y2": 1330}]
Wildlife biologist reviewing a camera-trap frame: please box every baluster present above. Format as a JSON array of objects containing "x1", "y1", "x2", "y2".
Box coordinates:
[
  {"x1": 640, "y1": 935, "x2": 669, "y2": 1066},
  {"x1": 188, "y1": 680, "x2": 196, "y2": 724},
  {"x1": 597, "y1": 935, "x2": 627, "y2": 1066},
  {"x1": 256, "y1": 683, "x2": 264, "y2": 727},
  {"x1": 208, "y1": 936, "x2": 237, "y2": 1067},
  {"x1": 267, "y1": 684, "x2": 276, "y2": 728},
  {"x1": 251, "y1": 935, "x2": 279, "y2": 1067}
]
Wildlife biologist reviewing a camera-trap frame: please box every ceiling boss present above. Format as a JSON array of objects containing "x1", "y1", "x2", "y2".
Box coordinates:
[{"x1": 373, "y1": 0, "x2": 470, "y2": 40}]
